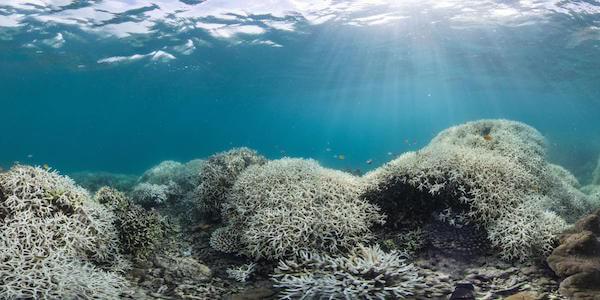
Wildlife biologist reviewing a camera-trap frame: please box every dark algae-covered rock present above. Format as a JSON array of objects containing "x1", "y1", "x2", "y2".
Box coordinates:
[{"x1": 547, "y1": 208, "x2": 600, "y2": 299}]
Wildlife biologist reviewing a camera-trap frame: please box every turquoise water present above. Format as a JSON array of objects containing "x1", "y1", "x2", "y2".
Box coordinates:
[{"x1": 1, "y1": 0, "x2": 600, "y2": 180}]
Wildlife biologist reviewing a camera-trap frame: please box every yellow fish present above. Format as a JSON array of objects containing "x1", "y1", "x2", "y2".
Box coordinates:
[
  {"x1": 337, "y1": 154, "x2": 345, "y2": 160},
  {"x1": 43, "y1": 164, "x2": 50, "y2": 170}
]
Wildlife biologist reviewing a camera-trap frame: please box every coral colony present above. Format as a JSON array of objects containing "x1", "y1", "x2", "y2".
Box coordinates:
[{"x1": 1, "y1": 120, "x2": 600, "y2": 299}]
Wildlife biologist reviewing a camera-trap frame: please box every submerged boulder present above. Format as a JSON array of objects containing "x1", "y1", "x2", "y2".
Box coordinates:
[{"x1": 547, "y1": 209, "x2": 600, "y2": 299}]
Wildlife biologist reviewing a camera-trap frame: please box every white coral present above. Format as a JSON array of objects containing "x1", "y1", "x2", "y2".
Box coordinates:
[
  {"x1": 130, "y1": 182, "x2": 173, "y2": 206},
  {"x1": 362, "y1": 120, "x2": 592, "y2": 261},
  {"x1": 272, "y1": 244, "x2": 423, "y2": 299},
  {"x1": 213, "y1": 158, "x2": 385, "y2": 259},
  {"x1": 0, "y1": 165, "x2": 128, "y2": 299},
  {"x1": 226, "y1": 263, "x2": 256, "y2": 283},
  {"x1": 194, "y1": 147, "x2": 266, "y2": 216}
]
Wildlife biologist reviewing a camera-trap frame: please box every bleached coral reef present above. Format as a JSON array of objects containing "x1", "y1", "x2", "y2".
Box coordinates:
[
  {"x1": 362, "y1": 119, "x2": 594, "y2": 261},
  {"x1": 272, "y1": 244, "x2": 424, "y2": 299},
  {"x1": 194, "y1": 147, "x2": 266, "y2": 217},
  {"x1": 130, "y1": 182, "x2": 174, "y2": 207},
  {"x1": 133, "y1": 159, "x2": 205, "y2": 224},
  {"x1": 226, "y1": 263, "x2": 256, "y2": 283},
  {"x1": 212, "y1": 158, "x2": 385, "y2": 259},
  {"x1": 0, "y1": 165, "x2": 128, "y2": 299},
  {"x1": 95, "y1": 187, "x2": 170, "y2": 260}
]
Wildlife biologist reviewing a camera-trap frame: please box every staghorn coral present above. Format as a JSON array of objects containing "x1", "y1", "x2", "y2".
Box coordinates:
[
  {"x1": 115, "y1": 204, "x2": 169, "y2": 260},
  {"x1": 94, "y1": 187, "x2": 170, "y2": 260},
  {"x1": 226, "y1": 263, "x2": 256, "y2": 283},
  {"x1": 95, "y1": 186, "x2": 130, "y2": 211},
  {"x1": 362, "y1": 120, "x2": 590, "y2": 261},
  {"x1": 135, "y1": 159, "x2": 205, "y2": 225},
  {"x1": 272, "y1": 244, "x2": 424, "y2": 299},
  {"x1": 487, "y1": 199, "x2": 567, "y2": 261},
  {"x1": 429, "y1": 119, "x2": 547, "y2": 177},
  {"x1": 0, "y1": 164, "x2": 88, "y2": 217},
  {"x1": 548, "y1": 164, "x2": 581, "y2": 189},
  {"x1": 213, "y1": 158, "x2": 384, "y2": 259},
  {"x1": 0, "y1": 165, "x2": 128, "y2": 299},
  {"x1": 130, "y1": 181, "x2": 174, "y2": 207},
  {"x1": 139, "y1": 160, "x2": 184, "y2": 185},
  {"x1": 194, "y1": 147, "x2": 267, "y2": 217}
]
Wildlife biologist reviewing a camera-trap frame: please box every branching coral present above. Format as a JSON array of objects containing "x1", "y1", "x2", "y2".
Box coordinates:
[
  {"x1": 134, "y1": 159, "x2": 205, "y2": 225},
  {"x1": 487, "y1": 198, "x2": 567, "y2": 260},
  {"x1": 194, "y1": 147, "x2": 266, "y2": 217},
  {"x1": 212, "y1": 158, "x2": 384, "y2": 259},
  {"x1": 0, "y1": 165, "x2": 128, "y2": 299},
  {"x1": 362, "y1": 120, "x2": 591, "y2": 261},
  {"x1": 139, "y1": 160, "x2": 184, "y2": 185},
  {"x1": 226, "y1": 263, "x2": 256, "y2": 283},
  {"x1": 94, "y1": 187, "x2": 170, "y2": 260},
  {"x1": 130, "y1": 182, "x2": 174, "y2": 207},
  {"x1": 272, "y1": 244, "x2": 424, "y2": 299}
]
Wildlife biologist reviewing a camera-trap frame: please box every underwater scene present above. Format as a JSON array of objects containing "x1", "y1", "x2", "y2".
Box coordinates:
[{"x1": 2, "y1": 0, "x2": 600, "y2": 299}]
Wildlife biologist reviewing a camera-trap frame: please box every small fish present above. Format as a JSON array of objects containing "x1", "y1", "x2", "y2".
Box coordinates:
[
  {"x1": 43, "y1": 164, "x2": 50, "y2": 170},
  {"x1": 366, "y1": 159, "x2": 373, "y2": 165},
  {"x1": 337, "y1": 154, "x2": 345, "y2": 160},
  {"x1": 387, "y1": 152, "x2": 393, "y2": 156},
  {"x1": 325, "y1": 147, "x2": 332, "y2": 152},
  {"x1": 27, "y1": 154, "x2": 33, "y2": 158},
  {"x1": 483, "y1": 134, "x2": 493, "y2": 141}
]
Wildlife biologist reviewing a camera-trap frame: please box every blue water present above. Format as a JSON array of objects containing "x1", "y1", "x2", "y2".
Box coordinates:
[{"x1": 1, "y1": 0, "x2": 600, "y2": 181}]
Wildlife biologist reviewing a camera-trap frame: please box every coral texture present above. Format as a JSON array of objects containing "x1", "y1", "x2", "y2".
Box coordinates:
[
  {"x1": 212, "y1": 158, "x2": 384, "y2": 259},
  {"x1": 194, "y1": 147, "x2": 266, "y2": 217},
  {"x1": 362, "y1": 119, "x2": 589, "y2": 261},
  {"x1": 0, "y1": 165, "x2": 128, "y2": 299},
  {"x1": 130, "y1": 182, "x2": 173, "y2": 207},
  {"x1": 547, "y1": 208, "x2": 600, "y2": 300},
  {"x1": 226, "y1": 263, "x2": 256, "y2": 283},
  {"x1": 139, "y1": 160, "x2": 184, "y2": 185},
  {"x1": 272, "y1": 244, "x2": 424, "y2": 299},
  {"x1": 133, "y1": 159, "x2": 205, "y2": 225},
  {"x1": 95, "y1": 187, "x2": 170, "y2": 260}
]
